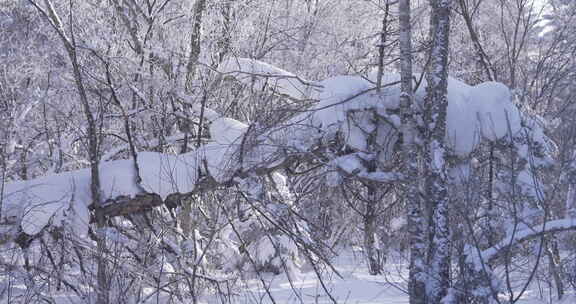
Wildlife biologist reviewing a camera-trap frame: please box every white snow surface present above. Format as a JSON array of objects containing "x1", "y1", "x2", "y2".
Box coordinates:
[
  {"x1": 469, "y1": 82, "x2": 520, "y2": 140},
  {"x1": 137, "y1": 152, "x2": 199, "y2": 199},
  {"x1": 196, "y1": 250, "x2": 572, "y2": 304},
  {"x1": 5, "y1": 113, "x2": 252, "y2": 236},
  {"x1": 8, "y1": 148, "x2": 235, "y2": 236},
  {"x1": 209, "y1": 117, "x2": 248, "y2": 145},
  {"x1": 297, "y1": 72, "x2": 520, "y2": 156},
  {"x1": 0, "y1": 248, "x2": 572, "y2": 303},
  {"x1": 446, "y1": 80, "x2": 521, "y2": 155},
  {"x1": 13, "y1": 160, "x2": 140, "y2": 236}
]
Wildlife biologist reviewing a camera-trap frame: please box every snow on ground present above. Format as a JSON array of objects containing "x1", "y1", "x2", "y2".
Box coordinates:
[
  {"x1": 203, "y1": 250, "x2": 409, "y2": 304},
  {"x1": 0, "y1": 243, "x2": 573, "y2": 303},
  {"x1": 199, "y1": 249, "x2": 575, "y2": 304}
]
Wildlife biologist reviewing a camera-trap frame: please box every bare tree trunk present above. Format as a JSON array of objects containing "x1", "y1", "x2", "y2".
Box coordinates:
[
  {"x1": 217, "y1": 0, "x2": 233, "y2": 64},
  {"x1": 376, "y1": 1, "x2": 391, "y2": 91},
  {"x1": 398, "y1": 1, "x2": 427, "y2": 303},
  {"x1": 185, "y1": 0, "x2": 206, "y2": 93},
  {"x1": 424, "y1": 0, "x2": 452, "y2": 303},
  {"x1": 365, "y1": 184, "x2": 382, "y2": 275},
  {"x1": 0, "y1": 139, "x2": 6, "y2": 221},
  {"x1": 546, "y1": 240, "x2": 564, "y2": 300}
]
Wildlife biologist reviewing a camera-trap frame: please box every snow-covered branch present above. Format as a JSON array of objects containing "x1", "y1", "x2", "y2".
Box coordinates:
[{"x1": 479, "y1": 218, "x2": 576, "y2": 264}]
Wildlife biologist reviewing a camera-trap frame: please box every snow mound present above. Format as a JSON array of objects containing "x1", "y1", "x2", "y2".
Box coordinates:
[
  {"x1": 209, "y1": 117, "x2": 248, "y2": 145},
  {"x1": 12, "y1": 160, "x2": 140, "y2": 237},
  {"x1": 447, "y1": 81, "x2": 521, "y2": 156},
  {"x1": 446, "y1": 79, "x2": 477, "y2": 156},
  {"x1": 469, "y1": 82, "x2": 521, "y2": 141},
  {"x1": 302, "y1": 73, "x2": 519, "y2": 157},
  {"x1": 313, "y1": 75, "x2": 406, "y2": 128},
  {"x1": 137, "y1": 152, "x2": 199, "y2": 200}
]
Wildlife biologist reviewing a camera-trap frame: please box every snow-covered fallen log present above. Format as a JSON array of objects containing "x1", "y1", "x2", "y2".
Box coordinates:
[{"x1": 2, "y1": 59, "x2": 532, "y2": 245}]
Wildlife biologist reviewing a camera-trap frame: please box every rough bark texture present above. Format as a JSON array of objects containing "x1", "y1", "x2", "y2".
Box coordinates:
[
  {"x1": 424, "y1": 0, "x2": 452, "y2": 303},
  {"x1": 376, "y1": 1, "x2": 391, "y2": 91},
  {"x1": 217, "y1": 0, "x2": 233, "y2": 64},
  {"x1": 365, "y1": 184, "x2": 382, "y2": 275},
  {"x1": 185, "y1": 0, "x2": 206, "y2": 93},
  {"x1": 398, "y1": 1, "x2": 427, "y2": 303}
]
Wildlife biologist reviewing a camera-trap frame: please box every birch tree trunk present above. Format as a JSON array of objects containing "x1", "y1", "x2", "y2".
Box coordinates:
[
  {"x1": 424, "y1": 0, "x2": 452, "y2": 303},
  {"x1": 217, "y1": 0, "x2": 233, "y2": 64},
  {"x1": 185, "y1": 0, "x2": 207, "y2": 94},
  {"x1": 376, "y1": 1, "x2": 391, "y2": 91},
  {"x1": 365, "y1": 183, "x2": 382, "y2": 275},
  {"x1": 182, "y1": 0, "x2": 207, "y2": 237},
  {"x1": 398, "y1": 1, "x2": 427, "y2": 303}
]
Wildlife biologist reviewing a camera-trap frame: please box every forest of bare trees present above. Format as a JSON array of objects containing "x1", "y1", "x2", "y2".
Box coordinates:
[{"x1": 1, "y1": 0, "x2": 576, "y2": 303}]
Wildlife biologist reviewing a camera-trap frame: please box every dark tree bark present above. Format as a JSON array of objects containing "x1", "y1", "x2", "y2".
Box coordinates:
[
  {"x1": 398, "y1": 1, "x2": 427, "y2": 303},
  {"x1": 365, "y1": 184, "x2": 382, "y2": 275},
  {"x1": 423, "y1": 0, "x2": 452, "y2": 302},
  {"x1": 185, "y1": 0, "x2": 206, "y2": 93}
]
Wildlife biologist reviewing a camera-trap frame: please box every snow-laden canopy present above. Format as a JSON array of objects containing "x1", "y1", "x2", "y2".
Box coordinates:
[
  {"x1": 3, "y1": 58, "x2": 526, "y2": 238},
  {"x1": 300, "y1": 73, "x2": 522, "y2": 157}
]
